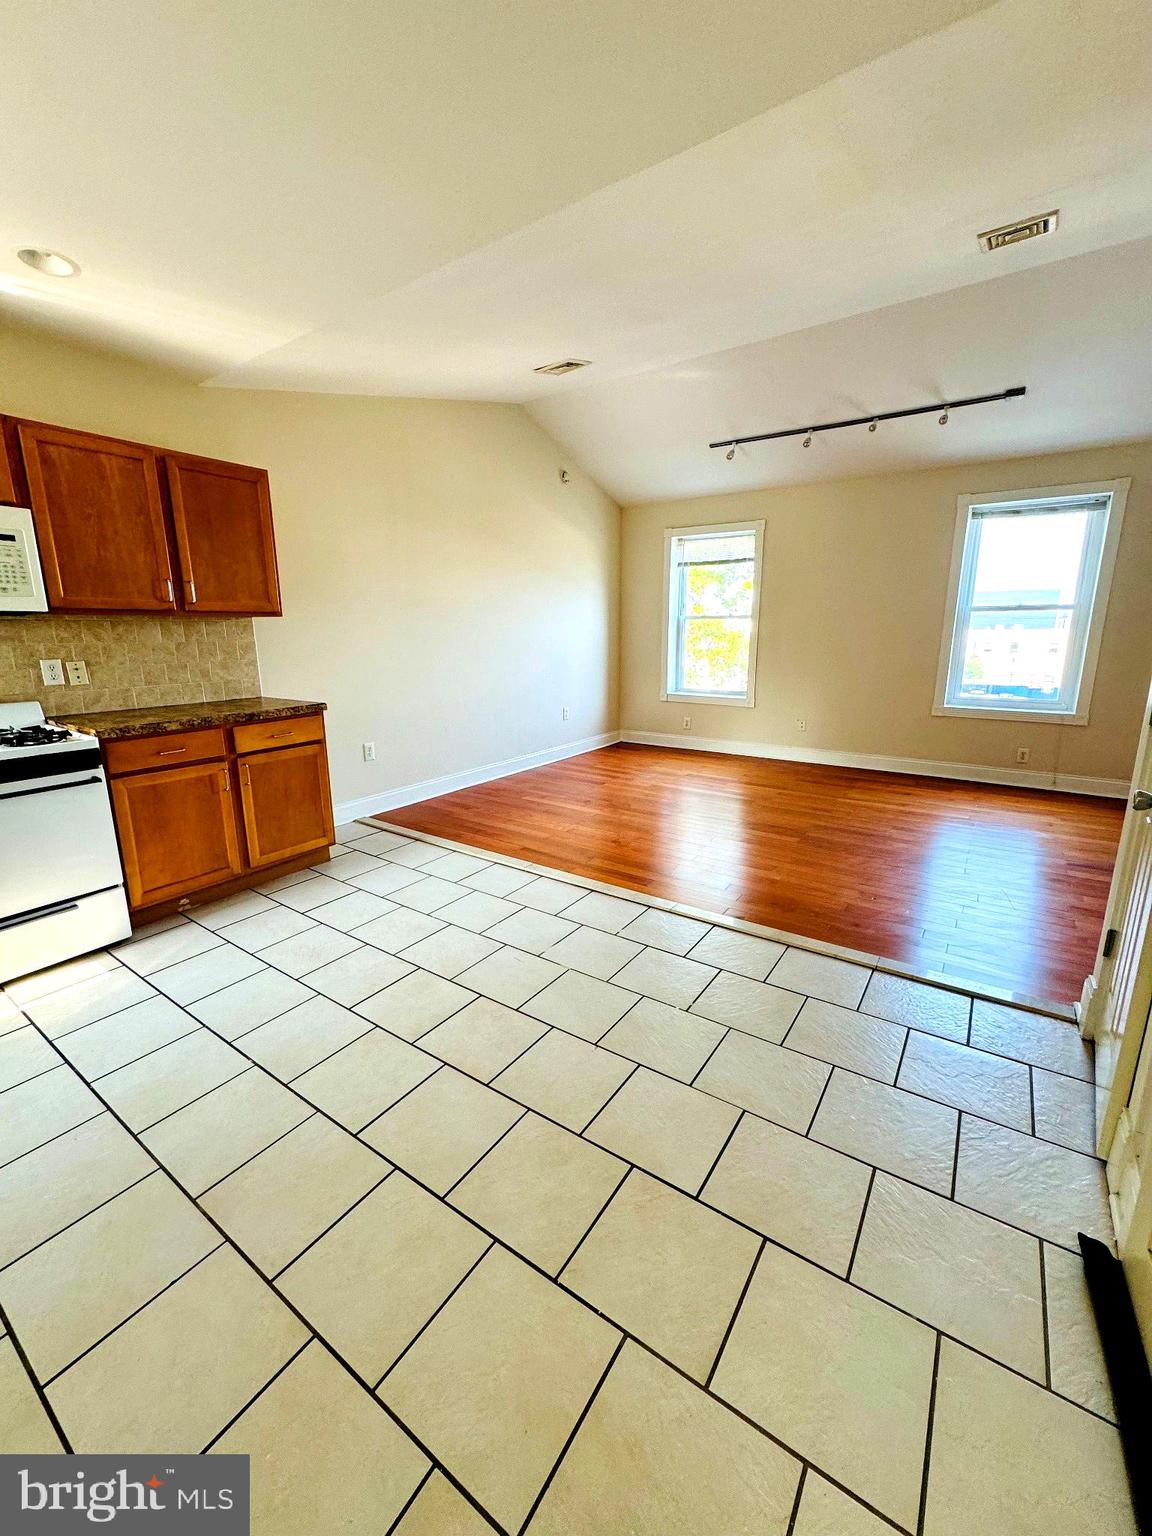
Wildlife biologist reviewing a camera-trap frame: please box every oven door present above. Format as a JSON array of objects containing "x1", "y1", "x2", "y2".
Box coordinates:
[{"x1": 0, "y1": 761, "x2": 125, "y2": 921}]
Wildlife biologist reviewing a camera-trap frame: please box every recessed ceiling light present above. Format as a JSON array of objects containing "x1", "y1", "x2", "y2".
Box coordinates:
[
  {"x1": 533, "y1": 359, "x2": 592, "y2": 376},
  {"x1": 17, "y1": 248, "x2": 81, "y2": 277}
]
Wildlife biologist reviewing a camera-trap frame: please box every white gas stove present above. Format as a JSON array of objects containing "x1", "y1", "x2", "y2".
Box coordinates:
[{"x1": 0, "y1": 702, "x2": 131, "y2": 983}]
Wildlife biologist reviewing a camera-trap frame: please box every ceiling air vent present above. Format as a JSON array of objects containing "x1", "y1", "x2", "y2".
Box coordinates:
[
  {"x1": 533, "y1": 359, "x2": 592, "y2": 376},
  {"x1": 978, "y1": 210, "x2": 1059, "y2": 252}
]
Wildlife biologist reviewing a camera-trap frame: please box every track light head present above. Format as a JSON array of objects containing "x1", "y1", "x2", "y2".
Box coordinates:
[
  {"x1": 939, "y1": 408, "x2": 949, "y2": 425},
  {"x1": 802, "y1": 431, "x2": 813, "y2": 448},
  {"x1": 725, "y1": 446, "x2": 736, "y2": 461},
  {"x1": 868, "y1": 419, "x2": 878, "y2": 433}
]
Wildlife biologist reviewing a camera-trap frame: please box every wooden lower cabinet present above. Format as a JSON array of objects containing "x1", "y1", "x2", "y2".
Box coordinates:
[
  {"x1": 112, "y1": 759, "x2": 242, "y2": 908},
  {"x1": 237, "y1": 741, "x2": 335, "y2": 868}
]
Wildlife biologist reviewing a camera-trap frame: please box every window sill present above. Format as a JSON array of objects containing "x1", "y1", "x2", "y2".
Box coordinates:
[
  {"x1": 662, "y1": 691, "x2": 755, "y2": 709},
  {"x1": 931, "y1": 703, "x2": 1089, "y2": 726}
]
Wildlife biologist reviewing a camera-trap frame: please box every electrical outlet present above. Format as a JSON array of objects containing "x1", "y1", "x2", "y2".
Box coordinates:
[
  {"x1": 682, "y1": 715, "x2": 692, "y2": 730},
  {"x1": 39, "y1": 659, "x2": 65, "y2": 686},
  {"x1": 362, "y1": 742, "x2": 376, "y2": 762},
  {"x1": 65, "y1": 660, "x2": 90, "y2": 686},
  {"x1": 1015, "y1": 746, "x2": 1031, "y2": 765},
  {"x1": 797, "y1": 718, "x2": 807, "y2": 732},
  {"x1": 562, "y1": 706, "x2": 570, "y2": 721}
]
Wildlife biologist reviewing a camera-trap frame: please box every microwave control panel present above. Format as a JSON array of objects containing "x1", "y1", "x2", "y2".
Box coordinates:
[{"x1": 0, "y1": 508, "x2": 48, "y2": 612}]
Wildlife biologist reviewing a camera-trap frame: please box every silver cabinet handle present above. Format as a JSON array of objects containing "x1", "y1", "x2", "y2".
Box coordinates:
[{"x1": 157, "y1": 747, "x2": 187, "y2": 757}]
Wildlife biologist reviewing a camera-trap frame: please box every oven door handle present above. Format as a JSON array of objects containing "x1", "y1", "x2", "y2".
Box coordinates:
[
  {"x1": 0, "y1": 899, "x2": 81, "y2": 932},
  {"x1": 0, "y1": 775, "x2": 104, "y2": 802}
]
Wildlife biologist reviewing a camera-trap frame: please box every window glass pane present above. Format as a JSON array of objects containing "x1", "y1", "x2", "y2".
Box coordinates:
[
  {"x1": 674, "y1": 533, "x2": 755, "y2": 566},
  {"x1": 957, "y1": 607, "x2": 1071, "y2": 704},
  {"x1": 679, "y1": 616, "x2": 751, "y2": 694},
  {"x1": 683, "y1": 558, "x2": 754, "y2": 617},
  {"x1": 971, "y1": 510, "x2": 1088, "y2": 608}
]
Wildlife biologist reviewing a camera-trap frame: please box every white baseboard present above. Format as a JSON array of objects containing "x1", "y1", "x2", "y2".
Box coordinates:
[
  {"x1": 620, "y1": 730, "x2": 1128, "y2": 798},
  {"x1": 335, "y1": 731, "x2": 621, "y2": 822}
]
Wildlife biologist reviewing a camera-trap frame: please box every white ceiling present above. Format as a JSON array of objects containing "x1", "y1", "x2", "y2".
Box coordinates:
[{"x1": 3, "y1": 0, "x2": 1151, "y2": 502}]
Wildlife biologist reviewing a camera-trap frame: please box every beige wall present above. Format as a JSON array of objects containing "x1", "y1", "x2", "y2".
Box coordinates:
[
  {"x1": 0, "y1": 325, "x2": 620, "y2": 807},
  {"x1": 622, "y1": 442, "x2": 1152, "y2": 785}
]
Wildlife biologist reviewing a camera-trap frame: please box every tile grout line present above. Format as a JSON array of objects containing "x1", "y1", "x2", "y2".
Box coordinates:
[
  {"x1": 381, "y1": 1465, "x2": 437, "y2": 1536},
  {"x1": 267, "y1": 1171, "x2": 393, "y2": 1283},
  {"x1": 0, "y1": 1168, "x2": 159, "y2": 1276},
  {"x1": 0, "y1": 1295, "x2": 75, "y2": 1453},
  {"x1": 914, "y1": 1333, "x2": 944, "y2": 1536},
  {"x1": 784, "y1": 1463, "x2": 809, "y2": 1536},
  {"x1": 703, "y1": 1234, "x2": 766, "y2": 1394},
  {"x1": 199, "y1": 1335, "x2": 314, "y2": 1453},
  {"x1": 373, "y1": 1242, "x2": 494, "y2": 1392}
]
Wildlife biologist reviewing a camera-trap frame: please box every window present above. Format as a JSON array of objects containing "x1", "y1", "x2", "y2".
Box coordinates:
[
  {"x1": 934, "y1": 481, "x2": 1127, "y2": 724},
  {"x1": 663, "y1": 521, "x2": 764, "y2": 706}
]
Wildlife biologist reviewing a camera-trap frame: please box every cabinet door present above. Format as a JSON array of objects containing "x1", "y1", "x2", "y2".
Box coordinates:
[
  {"x1": 0, "y1": 419, "x2": 21, "y2": 504},
  {"x1": 111, "y1": 760, "x2": 242, "y2": 908},
  {"x1": 238, "y1": 742, "x2": 334, "y2": 868},
  {"x1": 165, "y1": 454, "x2": 281, "y2": 615},
  {"x1": 17, "y1": 422, "x2": 176, "y2": 610}
]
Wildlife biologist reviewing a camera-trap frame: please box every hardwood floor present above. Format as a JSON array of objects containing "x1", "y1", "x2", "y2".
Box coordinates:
[{"x1": 379, "y1": 743, "x2": 1125, "y2": 1003}]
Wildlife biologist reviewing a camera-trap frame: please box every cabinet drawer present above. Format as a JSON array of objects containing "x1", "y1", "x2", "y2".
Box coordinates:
[
  {"x1": 232, "y1": 714, "x2": 324, "y2": 754},
  {"x1": 105, "y1": 727, "x2": 227, "y2": 776}
]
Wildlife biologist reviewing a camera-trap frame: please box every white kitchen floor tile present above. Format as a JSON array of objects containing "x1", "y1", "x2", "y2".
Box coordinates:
[
  {"x1": 493, "y1": 1028, "x2": 633, "y2": 1130},
  {"x1": 0, "y1": 1336, "x2": 64, "y2": 1452},
  {"x1": 0, "y1": 1025, "x2": 61, "y2": 1092},
  {"x1": 810, "y1": 1069, "x2": 958, "y2": 1194},
  {"x1": 114, "y1": 923, "x2": 223, "y2": 976},
  {"x1": 304, "y1": 946, "x2": 413, "y2": 1007},
  {"x1": 560, "y1": 892, "x2": 648, "y2": 933},
  {"x1": 562, "y1": 1170, "x2": 759, "y2": 1379},
  {"x1": 353, "y1": 907, "x2": 446, "y2": 955},
  {"x1": 420, "y1": 851, "x2": 494, "y2": 882},
  {"x1": 95, "y1": 1029, "x2": 249, "y2": 1131},
  {"x1": 483, "y1": 908, "x2": 578, "y2": 954},
  {"x1": 512, "y1": 876, "x2": 588, "y2": 914},
  {"x1": 859, "y1": 972, "x2": 970, "y2": 1042},
  {"x1": 852, "y1": 1172, "x2": 1045, "y2": 1378},
  {"x1": 241, "y1": 996, "x2": 373, "y2": 1080},
  {"x1": 463, "y1": 863, "x2": 538, "y2": 897},
  {"x1": 1043, "y1": 1241, "x2": 1116, "y2": 1420},
  {"x1": 292, "y1": 1028, "x2": 438, "y2": 1132},
  {"x1": 585, "y1": 1068, "x2": 740, "y2": 1194},
  {"x1": 191, "y1": 889, "x2": 279, "y2": 930},
  {"x1": 258, "y1": 927, "x2": 363, "y2": 978},
  {"x1": 310, "y1": 890, "x2": 397, "y2": 932},
  {"x1": 923, "y1": 1340, "x2": 1136, "y2": 1535},
  {"x1": 695, "y1": 1030, "x2": 830, "y2": 1131},
  {"x1": 793, "y1": 1473, "x2": 894, "y2": 1535},
  {"x1": 456, "y1": 947, "x2": 564, "y2": 1008},
  {"x1": 22, "y1": 967, "x2": 158, "y2": 1038},
  {"x1": 50, "y1": 996, "x2": 197, "y2": 1080},
  {"x1": 346, "y1": 863, "x2": 429, "y2": 898},
  {"x1": 969, "y1": 999, "x2": 1093, "y2": 1080},
  {"x1": 711, "y1": 1242, "x2": 935, "y2": 1530},
  {"x1": 435, "y1": 891, "x2": 522, "y2": 933},
  {"x1": 383, "y1": 841, "x2": 455, "y2": 869},
  {"x1": 541, "y1": 926, "x2": 642, "y2": 980},
  {"x1": 689, "y1": 971, "x2": 802, "y2": 1042},
  {"x1": 450, "y1": 1113, "x2": 626, "y2": 1273},
  {"x1": 1032, "y1": 1067, "x2": 1095, "y2": 1154},
  {"x1": 954, "y1": 1116, "x2": 1113, "y2": 1249},
  {"x1": 363, "y1": 1067, "x2": 523, "y2": 1193},
  {"x1": 322, "y1": 850, "x2": 384, "y2": 881},
  {"x1": 186, "y1": 969, "x2": 314, "y2": 1039},
  {"x1": 270, "y1": 874, "x2": 356, "y2": 911},
  {"x1": 392, "y1": 876, "x2": 472, "y2": 915},
  {"x1": 703, "y1": 1115, "x2": 871, "y2": 1275},
  {"x1": 398, "y1": 926, "x2": 501, "y2": 980},
  {"x1": 418, "y1": 999, "x2": 548, "y2": 1081},
  {"x1": 522, "y1": 971, "x2": 639, "y2": 1040},
  {"x1": 347, "y1": 829, "x2": 412, "y2": 855},
  {"x1": 785, "y1": 999, "x2": 906, "y2": 1083},
  {"x1": 686, "y1": 928, "x2": 785, "y2": 980},
  {"x1": 610, "y1": 948, "x2": 717, "y2": 1010},
  {"x1": 216, "y1": 905, "x2": 317, "y2": 953},
  {"x1": 599, "y1": 997, "x2": 725, "y2": 1081},
  {"x1": 354, "y1": 968, "x2": 474, "y2": 1041},
  {"x1": 898, "y1": 1033, "x2": 1031, "y2": 1131},
  {"x1": 617, "y1": 909, "x2": 713, "y2": 956},
  {"x1": 149, "y1": 945, "x2": 267, "y2": 1006},
  {"x1": 769, "y1": 949, "x2": 871, "y2": 1007}
]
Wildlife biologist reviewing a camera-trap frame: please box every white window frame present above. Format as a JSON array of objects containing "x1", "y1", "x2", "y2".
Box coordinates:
[
  {"x1": 661, "y1": 520, "x2": 764, "y2": 708},
  {"x1": 932, "y1": 479, "x2": 1129, "y2": 725}
]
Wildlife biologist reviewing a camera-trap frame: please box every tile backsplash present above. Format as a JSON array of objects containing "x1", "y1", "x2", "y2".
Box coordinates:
[{"x1": 0, "y1": 614, "x2": 260, "y2": 714}]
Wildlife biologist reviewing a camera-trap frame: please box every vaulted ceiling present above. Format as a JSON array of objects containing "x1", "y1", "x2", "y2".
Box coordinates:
[{"x1": 3, "y1": 0, "x2": 1151, "y2": 501}]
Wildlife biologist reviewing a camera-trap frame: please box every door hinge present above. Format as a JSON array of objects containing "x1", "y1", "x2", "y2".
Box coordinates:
[{"x1": 1103, "y1": 927, "x2": 1119, "y2": 959}]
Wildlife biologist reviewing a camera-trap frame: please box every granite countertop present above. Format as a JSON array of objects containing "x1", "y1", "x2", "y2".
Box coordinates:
[{"x1": 57, "y1": 696, "x2": 326, "y2": 741}]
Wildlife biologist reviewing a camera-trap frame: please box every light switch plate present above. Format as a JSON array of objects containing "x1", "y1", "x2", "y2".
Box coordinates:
[
  {"x1": 65, "y1": 660, "x2": 90, "y2": 686},
  {"x1": 40, "y1": 659, "x2": 65, "y2": 686}
]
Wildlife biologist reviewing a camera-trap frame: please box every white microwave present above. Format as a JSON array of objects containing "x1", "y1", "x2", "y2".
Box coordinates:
[{"x1": 0, "y1": 507, "x2": 48, "y2": 612}]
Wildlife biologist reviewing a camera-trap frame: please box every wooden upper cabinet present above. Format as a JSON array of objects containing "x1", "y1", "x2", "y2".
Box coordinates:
[
  {"x1": 164, "y1": 454, "x2": 281, "y2": 615},
  {"x1": 17, "y1": 421, "x2": 176, "y2": 611},
  {"x1": 0, "y1": 419, "x2": 21, "y2": 504}
]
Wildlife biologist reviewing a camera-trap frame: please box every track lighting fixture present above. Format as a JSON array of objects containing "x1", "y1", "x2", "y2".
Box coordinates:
[
  {"x1": 726, "y1": 446, "x2": 736, "y2": 461},
  {"x1": 709, "y1": 386, "x2": 1025, "y2": 455}
]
